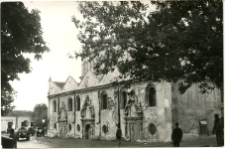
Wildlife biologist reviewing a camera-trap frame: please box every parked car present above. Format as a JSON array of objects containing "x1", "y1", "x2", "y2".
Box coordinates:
[
  {"x1": 16, "y1": 127, "x2": 30, "y2": 141},
  {"x1": 28, "y1": 127, "x2": 36, "y2": 136}
]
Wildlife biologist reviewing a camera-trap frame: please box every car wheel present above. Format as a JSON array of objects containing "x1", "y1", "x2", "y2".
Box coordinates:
[{"x1": 27, "y1": 136, "x2": 30, "y2": 141}]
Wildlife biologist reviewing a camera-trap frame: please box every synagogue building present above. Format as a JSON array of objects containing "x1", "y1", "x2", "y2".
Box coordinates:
[{"x1": 47, "y1": 60, "x2": 222, "y2": 142}]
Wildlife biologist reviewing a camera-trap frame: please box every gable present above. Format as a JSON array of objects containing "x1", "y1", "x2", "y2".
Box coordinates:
[
  {"x1": 62, "y1": 76, "x2": 78, "y2": 91},
  {"x1": 99, "y1": 68, "x2": 121, "y2": 85},
  {"x1": 78, "y1": 71, "x2": 99, "y2": 89},
  {"x1": 49, "y1": 82, "x2": 63, "y2": 95}
]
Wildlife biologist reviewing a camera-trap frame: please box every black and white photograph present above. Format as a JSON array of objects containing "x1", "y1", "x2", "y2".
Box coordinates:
[{"x1": 1, "y1": 1, "x2": 223, "y2": 148}]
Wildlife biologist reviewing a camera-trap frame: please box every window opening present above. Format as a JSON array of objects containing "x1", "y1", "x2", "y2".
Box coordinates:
[
  {"x1": 68, "y1": 98, "x2": 73, "y2": 111},
  {"x1": 101, "y1": 92, "x2": 107, "y2": 110},
  {"x1": 69, "y1": 124, "x2": 72, "y2": 131},
  {"x1": 76, "y1": 96, "x2": 80, "y2": 111},
  {"x1": 149, "y1": 87, "x2": 156, "y2": 107},
  {"x1": 77, "y1": 124, "x2": 80, "y2": 131},
  {"x1": 53, "y1": 100, "x2": 57, "y2": 112},
  {"x1": 121, "y1": 91, "x2": 127, "y2": 109}
]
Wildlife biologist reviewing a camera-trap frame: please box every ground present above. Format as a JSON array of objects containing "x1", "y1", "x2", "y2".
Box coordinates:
[
  {"x1": 2, "y1": 133, "x2": 219, "y2": 148},
  {"x1": 17, "y1": 137, "x2": 59, "y2": 148},
  {"x1": 36, "y1": 135, "x2": 218, "y2": 148}
]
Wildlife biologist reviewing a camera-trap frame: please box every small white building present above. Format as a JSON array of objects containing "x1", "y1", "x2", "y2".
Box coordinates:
[{"x1": 1, "y1": 110, "x2": 33, "y2": 133}]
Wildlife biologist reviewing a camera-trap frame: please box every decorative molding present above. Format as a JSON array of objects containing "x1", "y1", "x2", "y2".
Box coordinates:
[
  {"x1": 124, "y1": 90, "x2": 142, "y2": 117},
  {"x1": 58, "y1": 101, "x2": 68, "y2": 122},
  {"x1": 81, "y1": 96, "x2": 95, "y2": 119}
]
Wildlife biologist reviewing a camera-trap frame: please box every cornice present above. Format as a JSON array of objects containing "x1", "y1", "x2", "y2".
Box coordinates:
[
  {"x1": 48, "y1": 83, "x2": 113, "y2": 99},
  {"x1": 47, "y1": 79, "x2": 155, "y2": 99}
]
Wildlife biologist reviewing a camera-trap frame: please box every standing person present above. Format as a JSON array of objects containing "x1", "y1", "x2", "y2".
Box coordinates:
[
  {"x1": 172, "y1": 122, "x2": 183, "y2": 147},
  {"x1": 215, "y1": 117, "x2": 224, "y2": 146},
  {"x1": 116, "y1": 124, "x2": 122, "y2": 146},
  {"x1": 212, "y1": 114, "x2": 220, "y2": 134},
  {"x1": 212, "y1": 114, "x2": 220, "y2": 144},
  {"x1": 9, "y1": 128, "x2": 17, "y2": 148}
]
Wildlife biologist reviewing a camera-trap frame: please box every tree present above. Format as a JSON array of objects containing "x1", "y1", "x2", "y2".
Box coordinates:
[
  {"x1": 1, "y1": 2, "x2": 50, "y2": 115},
  {"x1": 1, "y1": 90, "x2": 16, "y2": 116},
  {"x1": 72, "y1": 1, "x2": 223, "y2": 95},
  {"x1": 32, "y1": 104, "x2": 48, "y2": 128}
]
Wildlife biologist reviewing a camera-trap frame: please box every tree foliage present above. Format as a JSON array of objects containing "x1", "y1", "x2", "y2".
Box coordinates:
[
  {"x1": 72, "y1": 1, "x2": 223, "y2": 94},
  {"x1": 31, "y1": 104, "x2": 48, "y2": 127},
  {"x1": 1, "y1": 2, "x2": 49, "y2": 115},
  {"x1": 1, "y1": 90, "x2": 16, "y2": 116}
]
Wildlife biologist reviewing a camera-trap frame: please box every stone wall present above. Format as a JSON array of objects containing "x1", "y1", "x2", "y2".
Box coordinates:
[
  {"x1": 49, "y1": 98, "x2": 58, "y2": 129},
  {"x1": 130, "y1": 81, "x2": 172, "y2": 142},
  {"x1": 48, "y1": 80, "x2": 173, "y2": 142},
  {"x1": 172, "y1": 82, "x2": 221, "y2": 139}
]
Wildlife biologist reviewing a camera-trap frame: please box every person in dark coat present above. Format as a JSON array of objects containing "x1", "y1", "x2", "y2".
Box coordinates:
[
  {"x1": 9, "y1": 128, "x2": 17, "y2": 148},
  {"x1": 172, "y1": 122, "x2": 183, "y2": 147},
  {"x1": 212, "y1": 114, "x2": 220, "y2": 144},
  {"x1": 212, "y1": 114, "x2": 220, "y2": 134},
  {"x1": 215, "y1": 117, "x2": 224, "y2": 146},
  {"x1": 116, "y1": 124, "x2": 122, "y2": 146}
]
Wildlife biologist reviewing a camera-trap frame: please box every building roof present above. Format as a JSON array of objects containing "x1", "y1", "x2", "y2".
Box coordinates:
[
  {"x1": 6, "y1": 110, "x2": 33, "y2": 117},
  {"x1": 54, "y1": 81, "x2": 65, "y2": 88}
]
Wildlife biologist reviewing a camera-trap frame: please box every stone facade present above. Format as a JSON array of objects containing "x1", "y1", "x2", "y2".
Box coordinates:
[{"x1": 47, "y1": 61, "x2": 222, "y2": 142}]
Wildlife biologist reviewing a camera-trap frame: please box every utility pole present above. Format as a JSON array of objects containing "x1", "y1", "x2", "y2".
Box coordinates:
[{"x1": 118, "y1": 84, "x2": 121, "y2": 128}]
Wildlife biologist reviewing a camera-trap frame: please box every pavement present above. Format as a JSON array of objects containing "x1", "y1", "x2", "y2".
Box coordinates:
[{"x1": 36, "y1": 135, "x2": 221, "y2": 148}]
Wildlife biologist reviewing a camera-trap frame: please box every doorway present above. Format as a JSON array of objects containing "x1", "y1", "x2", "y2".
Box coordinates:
[
  {"x1": 85, "y1": 124, "x2": 91, "y2": 139},
  {"x1": 130, "y1": 122, "x2": 140, "y2": 142},
  {"x1": 7, "y1": 122, "x2": 13, "y2": 133}
]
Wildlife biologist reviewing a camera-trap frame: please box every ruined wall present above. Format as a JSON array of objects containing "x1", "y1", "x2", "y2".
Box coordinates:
[
  {"x1": 129, "y1": 81, "x2": 172, "y2": 142},
  {"x1": 100, "y1": 87, "x2": 118, "y2": 140},
  {"x1": 48, "y1": 98, "x2": 58, "y2": 137},
  {"x1": 49, "y1": 98, "x2": 58, "y2": 129},
  {"x1": 74, "y1": 90, "x2": 100, "y2": 139},
  {"x1": 172, "y1": 82, "x2": 221, "y2": 139},
  {"x1": 48, "y1": 78, "x2": 173, "y2": 142},
  {"x1": 59, "y1": 95, "x2": 74, "y2": 138}
]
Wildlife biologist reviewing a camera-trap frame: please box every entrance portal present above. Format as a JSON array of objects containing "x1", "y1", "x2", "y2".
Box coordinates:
[
  {"x1": 85, "y1": 124, "x2": 91, "y2": 139},
  {"x1": 130, "y1": 122, "x2": 140, "y2": 142}
]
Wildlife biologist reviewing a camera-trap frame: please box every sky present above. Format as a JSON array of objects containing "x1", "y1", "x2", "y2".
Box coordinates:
[
  {"x1": 9, "y1": 1, "x2": 156, "y2": 111},
  {"x1": 10, "y1": 1, "x2": 83, "y2": 111}
]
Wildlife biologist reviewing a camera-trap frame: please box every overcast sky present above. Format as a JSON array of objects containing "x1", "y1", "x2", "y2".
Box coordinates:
[
  {"x1": 10, "y1": 1, "x2": 83, "y2": 111},
  {"x1": 9, "y1": 1, "x2": 157, "y2": 111}
]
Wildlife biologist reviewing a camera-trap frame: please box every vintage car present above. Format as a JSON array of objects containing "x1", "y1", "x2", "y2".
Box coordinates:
[
  {"x1": 16, "y1": 126, "x2": 30, "y2": 140},
  {"x1": 28, "y1": 127, "x2": 36, "y2": 136}
]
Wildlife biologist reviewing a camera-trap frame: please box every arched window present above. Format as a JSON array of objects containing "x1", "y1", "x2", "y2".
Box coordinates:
[
  {"x1": 146, "y1": 84, "x2": 156, "y2": 107},
  {"x1": 101, "y1": 92, "x2": 107, "y2": 110},
  {"x1": 53, "y1": 100, "x2": 56, "y2": 112},
  {"x1": 69, "y1": 124, "x2": 72, "y2": 131},
  {"x1": 68, "y1": 98, "x2": 73, "y2": 111},
  {"x1": 77, "y1": 124, "x2": 80, "y2": 131},
  {"x1": 54, "y1": 123, "x2": 57, "y2": 129},
  {"x1": 76, "y1": 96, "x2": 80, "y2": 111},
  {"x1": 121, "y1": 91, "x2": 127, "y2": 109}
]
